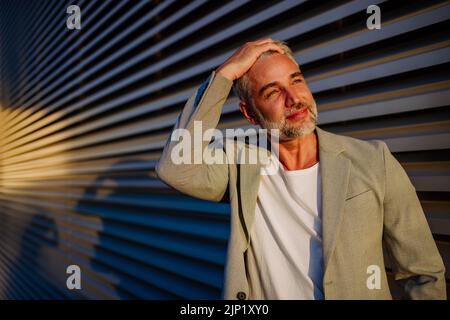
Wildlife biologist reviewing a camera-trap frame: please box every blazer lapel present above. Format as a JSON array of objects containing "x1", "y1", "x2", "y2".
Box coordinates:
[
  {"x1": 239, "y1": 160, "x2": 262, "y2": 251},
  {"x1": 316, "y1": 127, "x2": 351, "y2": 274}
]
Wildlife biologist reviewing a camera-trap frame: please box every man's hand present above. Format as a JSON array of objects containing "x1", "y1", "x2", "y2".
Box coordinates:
[{"x1": 216, "y1": 38, "x2": 284, "y2": 81}]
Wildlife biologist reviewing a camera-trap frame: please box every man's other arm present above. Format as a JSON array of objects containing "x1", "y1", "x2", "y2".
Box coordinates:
[{"x1": 381, "y1": 142, "x2": 446, "y2": 299}]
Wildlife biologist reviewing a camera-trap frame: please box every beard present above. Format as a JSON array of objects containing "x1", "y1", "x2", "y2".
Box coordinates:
[{"x1": 253, "y1": 100, "x2": 318, "y2": 141}]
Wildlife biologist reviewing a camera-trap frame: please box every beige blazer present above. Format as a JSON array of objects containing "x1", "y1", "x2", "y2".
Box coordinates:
[{"x1": 156, "y1": 71, "x2": 446, "y2": 300}]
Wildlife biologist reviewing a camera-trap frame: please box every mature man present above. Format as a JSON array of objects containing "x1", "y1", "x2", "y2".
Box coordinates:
[{"x1": 156, "y1": 39, "x2": 446, "y2": 300}]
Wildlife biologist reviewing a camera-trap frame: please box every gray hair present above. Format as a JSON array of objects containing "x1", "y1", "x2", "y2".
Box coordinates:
[{"x1": 233, "y1": 40, "x2": 297, "y2": 112}]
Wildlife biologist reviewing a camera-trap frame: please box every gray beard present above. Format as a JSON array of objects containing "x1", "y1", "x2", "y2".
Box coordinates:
[{"x1": 253, "y1": 101, "x2": 318, "y2": 141}]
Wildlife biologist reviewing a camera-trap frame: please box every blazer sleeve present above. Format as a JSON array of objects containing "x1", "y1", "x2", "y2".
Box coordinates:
[
  {"x1": 381, "y1": 141, "x2": 447, "y2": 299},
  {"x1": 155, "y1": 71, "x2": 233, "y2": 202}
]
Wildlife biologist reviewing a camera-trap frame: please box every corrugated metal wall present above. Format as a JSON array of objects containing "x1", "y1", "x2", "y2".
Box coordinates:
[{"x1": 0, "y1": 0, "x2": 449, "y2": 299}]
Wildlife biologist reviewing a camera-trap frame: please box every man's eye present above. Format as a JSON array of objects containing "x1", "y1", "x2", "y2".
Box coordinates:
[
  {"x1": 293, "y1": 78, "x2": 303, "y2": 83},
  {"x1": 266, "y1": 90, "x2": 278, "y2": 98}
]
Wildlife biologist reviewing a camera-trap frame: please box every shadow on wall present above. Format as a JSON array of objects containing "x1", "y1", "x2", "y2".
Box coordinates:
[
  {"x1": 74, "y1": 159, "x2": 156, "y2": 299},
  {"x1": 73, "y1": 159, "x2": 226, "y2": 299},
  {"x1": 1, "y1": 210, "x2": 60, "y2": 299}
]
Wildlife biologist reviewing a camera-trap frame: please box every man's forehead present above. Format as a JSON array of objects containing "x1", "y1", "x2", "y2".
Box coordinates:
[{"x1": 248, "y1": 54, "x2": 301, "y2": 87}]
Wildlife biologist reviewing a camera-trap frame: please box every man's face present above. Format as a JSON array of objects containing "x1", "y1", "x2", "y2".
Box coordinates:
[{"x1": 245, "y1": 53, "x2": 318, "y2": 141}]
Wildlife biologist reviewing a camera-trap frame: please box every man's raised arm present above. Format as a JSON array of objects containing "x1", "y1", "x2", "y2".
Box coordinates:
[
  {"x1": 155, "y1": 71, "x2": 233, "y2": 202},
  {"x1": 156, "y1": 38, "x2": 283, "y2": 202}
]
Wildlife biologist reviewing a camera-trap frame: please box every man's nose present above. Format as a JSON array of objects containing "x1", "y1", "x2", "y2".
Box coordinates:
[{"x1": 285, "y1": 87, "x2": 303, "y2": 108}]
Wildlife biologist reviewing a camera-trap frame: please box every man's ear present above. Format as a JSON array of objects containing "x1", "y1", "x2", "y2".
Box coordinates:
[{"x1": 239, "y1": 101, "x2": 258, "y2": 125}]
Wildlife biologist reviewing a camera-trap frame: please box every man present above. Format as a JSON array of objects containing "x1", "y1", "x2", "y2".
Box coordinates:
[{"x1": 156, "y1": 39, "x2": 446, "y2": 299}]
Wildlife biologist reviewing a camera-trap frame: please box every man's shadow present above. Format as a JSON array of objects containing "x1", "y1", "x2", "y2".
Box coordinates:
[
  {"x1": 1, "y1": 208, "x2": 60, "y2": 299},
  {"x1": 73, "y1": 159, "x2": 228, "y2": 299}
]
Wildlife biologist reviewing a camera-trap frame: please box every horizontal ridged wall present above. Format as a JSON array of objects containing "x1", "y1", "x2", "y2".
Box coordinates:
[{"x1": 0, "y1": 0, "x2": 449, "y2": 299}]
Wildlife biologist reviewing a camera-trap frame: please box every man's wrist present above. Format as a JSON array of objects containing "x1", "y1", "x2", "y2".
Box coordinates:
[
  {"x1": 216, "y1": 66, "x2": 235, "y2": 82},
  {"x1": 208, "y1": 70, "x2": 234, "y2": 99}
]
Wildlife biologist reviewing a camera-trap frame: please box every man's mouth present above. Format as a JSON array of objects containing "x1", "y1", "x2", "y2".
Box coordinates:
[{"x1": 286, "y1": 107, "x2": 308, "y2": 121}]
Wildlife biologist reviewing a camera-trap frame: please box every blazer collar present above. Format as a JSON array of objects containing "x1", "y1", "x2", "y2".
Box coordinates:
[{"x1": 316, "y1": 127, "x2": 351, "y2": 275}]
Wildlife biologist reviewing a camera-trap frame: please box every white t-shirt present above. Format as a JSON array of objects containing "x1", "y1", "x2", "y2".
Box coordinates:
[{"x1": 247, "y1": 155, "x2": 324, "y2": 299}]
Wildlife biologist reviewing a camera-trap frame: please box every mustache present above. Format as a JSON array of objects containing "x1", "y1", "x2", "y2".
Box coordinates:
[{"x1": 284, "y1": 102, "x2": 315, "y2": 118}]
